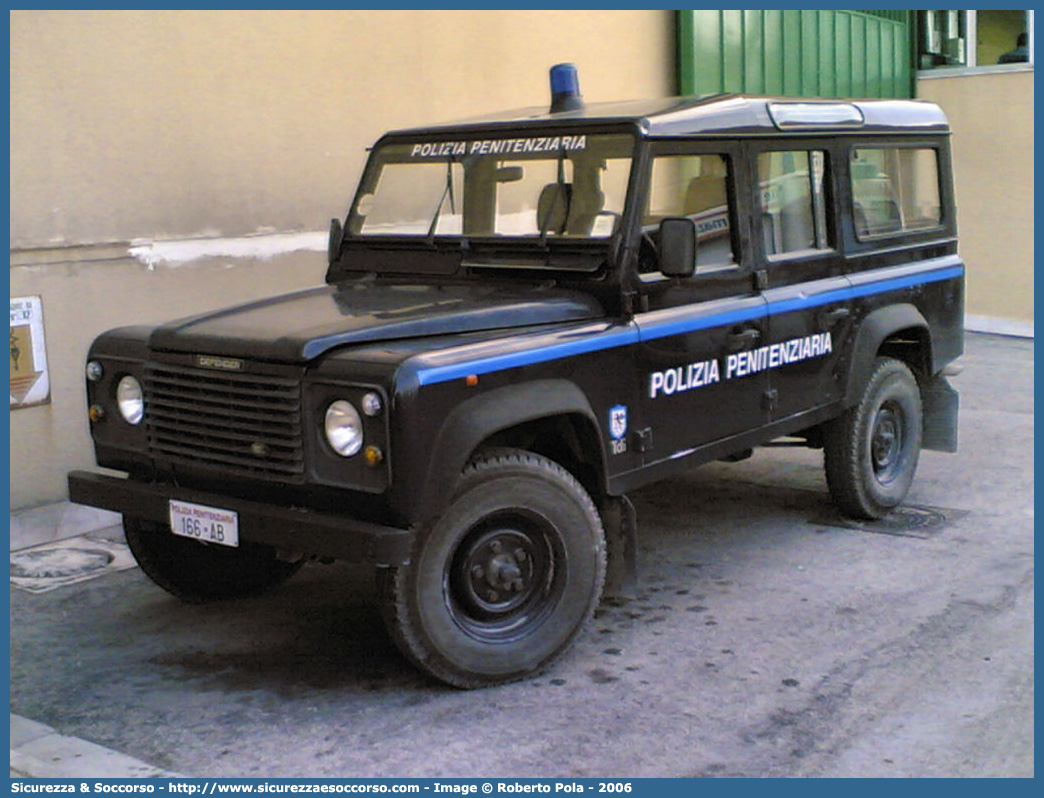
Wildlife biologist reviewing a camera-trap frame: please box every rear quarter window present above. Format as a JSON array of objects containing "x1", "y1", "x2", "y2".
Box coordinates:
[{"x1": 851, "y1": 147, "x2": 941, "y2": 239}]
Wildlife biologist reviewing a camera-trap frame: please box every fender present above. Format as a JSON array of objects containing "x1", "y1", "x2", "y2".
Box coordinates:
[
  {"x1": 416, "y1": 379, "x2": 604, "y2": 523},
  {"x1": 843, "y1": 303, "x2": 931, "y2": 406}
]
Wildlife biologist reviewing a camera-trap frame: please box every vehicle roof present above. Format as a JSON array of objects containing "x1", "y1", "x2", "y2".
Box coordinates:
[{"x1": 382, "y1": 94, "x2": 950, "y2": 139}]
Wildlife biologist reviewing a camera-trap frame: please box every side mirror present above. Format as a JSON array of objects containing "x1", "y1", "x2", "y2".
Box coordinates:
[
  {"x1": 328, "y1": 218, "x2": 344, "y2": 265},
  {"x1": 659, "y1": 217, "x2": 697, "y2": 278}
]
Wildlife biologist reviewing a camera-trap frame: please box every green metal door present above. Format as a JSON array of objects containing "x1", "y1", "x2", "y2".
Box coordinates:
[{"x1": 678, "y1": 10, "x2": 912, "y2": 99}]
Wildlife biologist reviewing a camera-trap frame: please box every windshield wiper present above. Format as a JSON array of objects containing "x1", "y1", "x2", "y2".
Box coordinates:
[{"x1": 426, "y1": 158, "x2": 457, "y2": 244}]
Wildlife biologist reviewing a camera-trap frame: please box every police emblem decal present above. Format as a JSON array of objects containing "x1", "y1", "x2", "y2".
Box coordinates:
[
  {"x1": 609, "y1": 405, "x2": 628, "y2": 440},
  {"x1": 609, "y1": 405, "x2": 628, "y2": 455}
]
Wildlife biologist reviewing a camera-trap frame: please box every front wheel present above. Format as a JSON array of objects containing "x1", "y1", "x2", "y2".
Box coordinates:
[
  {"x1": 124, "y1": 517, "x2": 303, "y2": 603},
  {"x1": 378, "y1": 449, "x2": 606, "y2": 688},
  {"x1": 823, "y1": 357, "x2": 923, "y2": 519}
]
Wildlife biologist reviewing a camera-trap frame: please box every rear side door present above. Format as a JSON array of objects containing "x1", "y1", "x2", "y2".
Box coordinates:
[
  {"x1": 632, "y1": 143, "x2": 769, "y2": 466},
  {"x1": 749, "y1": 141, "x2": 852, "y2": 422}
]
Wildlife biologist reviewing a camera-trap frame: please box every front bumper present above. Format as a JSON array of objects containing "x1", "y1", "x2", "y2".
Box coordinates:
[{"x1": 67, "y1": 470, "x2": 412, "y2": 566}]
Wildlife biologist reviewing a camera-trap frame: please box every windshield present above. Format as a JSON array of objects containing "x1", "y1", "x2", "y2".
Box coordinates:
[{"x1": 348, "y1": 133, "x2": 634, "y2": 241}]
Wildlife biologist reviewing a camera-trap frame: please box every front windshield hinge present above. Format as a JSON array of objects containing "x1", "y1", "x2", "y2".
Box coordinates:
[{"x1": 620, "y1": 291, "x2": 637, "y2": 318}]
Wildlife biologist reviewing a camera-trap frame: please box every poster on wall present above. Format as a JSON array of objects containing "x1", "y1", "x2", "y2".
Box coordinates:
[{"x1": 10, "y1": 295, "x2": 51, "y2": 409}]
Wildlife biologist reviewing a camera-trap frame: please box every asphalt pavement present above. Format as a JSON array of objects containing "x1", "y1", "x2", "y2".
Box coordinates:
[{"x1": 9, "y1": 332, "x2": 1034, "y2": 778}]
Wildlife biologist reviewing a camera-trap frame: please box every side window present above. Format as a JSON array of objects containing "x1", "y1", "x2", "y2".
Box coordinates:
[
  {"x1": 646, "y1": 153, "x2": 736, "y2": 272},
  {"x1": 851, "y1": 148, "x2": 942, "y2": 239},
  {"x1": 757, "y1": 150, "x2": 830, "y2": 257}
]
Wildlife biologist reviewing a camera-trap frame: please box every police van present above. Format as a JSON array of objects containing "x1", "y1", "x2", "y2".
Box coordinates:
[{"x1": 69, "y1": 65, "x2": 963, "y2": 688}]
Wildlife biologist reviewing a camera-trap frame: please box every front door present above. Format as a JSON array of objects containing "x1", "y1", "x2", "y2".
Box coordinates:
[{"x1": 633, "y1": 145, "x2": 769, "y2": 468}]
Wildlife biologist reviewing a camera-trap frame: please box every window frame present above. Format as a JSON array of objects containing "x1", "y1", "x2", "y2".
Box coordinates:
[
  {"x1": 639, "y1": 142, "x2": 746, "y2": 280},
  {"x1": 917, "y1": 9, "x2": 1034, "y2": 78},
  {"x1": 750, "y1": 145, "x2": 836, "y2": 265},
  {"x1": 847, "y1": 142, "x2": 947, "y2": 244},
  {"x1": 345, "y1": 130, "x2": 638, "y2": 245}
]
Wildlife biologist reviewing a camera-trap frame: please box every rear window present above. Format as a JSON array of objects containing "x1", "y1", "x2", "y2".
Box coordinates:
[{"x1": 851, "y1": 148, "x2": 941, "y2": 239}]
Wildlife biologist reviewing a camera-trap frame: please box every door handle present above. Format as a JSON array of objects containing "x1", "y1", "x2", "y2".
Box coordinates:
[
  {"x1": 820, "y1": 307, "x2": 851, "y2": 325},
  {"x1": 727, "y1": 328, "x2": 761, "y2": 351}
]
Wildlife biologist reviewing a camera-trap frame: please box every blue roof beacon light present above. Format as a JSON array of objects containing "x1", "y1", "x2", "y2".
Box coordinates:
[{"x1": 549, "y1": 63, "x2": 584, "y2": 114}]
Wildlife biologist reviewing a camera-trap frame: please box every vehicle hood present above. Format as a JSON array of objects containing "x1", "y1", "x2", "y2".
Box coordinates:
[{"x1": 149, "y1": 280, "x2": 606, "y2": 363}]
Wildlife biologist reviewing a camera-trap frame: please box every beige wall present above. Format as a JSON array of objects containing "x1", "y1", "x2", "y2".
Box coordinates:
[
  {"x1": 11, "y1": 10, "x2": 673, "y2": 247},
  {"x1": 9, "y1": 10, "x2": 674, "y2": 510},
  {"x1": 917, "y1": 70, "x2": 1034, "y2": 331}
]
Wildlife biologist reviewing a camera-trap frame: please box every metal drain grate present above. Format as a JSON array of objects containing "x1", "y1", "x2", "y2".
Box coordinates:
[
  {"x1": 810, "y1": 504, "x2": 969, "y2": 539},
  {"x1": 10, "y1": 533, "x2": 137, "y2": 593}
]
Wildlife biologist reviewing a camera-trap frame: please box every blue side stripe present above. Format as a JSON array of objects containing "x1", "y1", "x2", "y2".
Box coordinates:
[
  {"x1": 416, "y1": 328, "x2": 639, "y2": 385},
  {"x1": 766, "y1": 264, "x2": 963, "y2": 317},
  {"x1": 847, "y1": 264, "x2": 963, "y2": 297},
  {"x1": 415, "y1": 264, "x2": 962, "y2": 386},
  {"x1": 634, "y1": 303, "x2": 765, "y2": 342}
]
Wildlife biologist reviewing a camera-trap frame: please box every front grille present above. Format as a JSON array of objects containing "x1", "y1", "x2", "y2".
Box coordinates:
[{"x1": 144, "y1": 363, "x2": 304, "y2": 481}]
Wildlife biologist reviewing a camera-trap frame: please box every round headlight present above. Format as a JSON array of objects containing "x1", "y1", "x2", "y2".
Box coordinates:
[
  {"x1": 116, "y1": 375, "x2": 144, "y2": 425},
  {"x1": 86, "y1": 361, "x2": 104, "y2": 382},
  {"x1": 324, "y1": 400, "x2": 363, "y2": 457}
]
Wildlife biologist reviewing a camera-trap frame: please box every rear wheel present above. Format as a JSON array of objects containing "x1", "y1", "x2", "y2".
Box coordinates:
[
  {"x1": 124, "y1": 517, "x2": 303, "y2": 603},
  {"x1": 379, "y1": 449, "x2": 606, "y2": 688},
  {"x1": 824, "y1": 357, "x2": 923, "y2": 519}
]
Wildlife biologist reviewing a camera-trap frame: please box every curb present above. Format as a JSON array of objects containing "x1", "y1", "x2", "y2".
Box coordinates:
[
  {"x1": 10, "y1": 714, "x2": 183, "y2": 779},
  {"x1": 10, "y1": 502, "x2": 122, "y2": 553}
]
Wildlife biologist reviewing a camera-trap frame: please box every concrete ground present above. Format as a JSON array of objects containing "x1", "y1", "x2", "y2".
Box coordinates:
[{"x1": 9, "y1": 332, "x2": 1033, "y2": 778}]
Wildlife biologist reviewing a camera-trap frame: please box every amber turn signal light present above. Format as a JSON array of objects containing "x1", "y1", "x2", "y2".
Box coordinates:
[{"x1": 364, "y1": 445, "x2": 384, "y2": 467}]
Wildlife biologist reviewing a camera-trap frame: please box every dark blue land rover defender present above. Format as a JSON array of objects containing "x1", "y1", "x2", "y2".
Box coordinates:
[{"x1": 69, "y1": 66, "x2": 963, "y2": 688}]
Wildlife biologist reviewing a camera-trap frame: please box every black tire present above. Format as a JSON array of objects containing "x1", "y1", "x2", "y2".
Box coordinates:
[
  {"x1": 378, "y1": 449, "x2": 606, "y2": 689},
  {"x1": 824, "y1": 357, "x2": 923, "y2": 520},
  {"x1": 124, "y1": 517, "x2": 303, "y2": 603}
]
